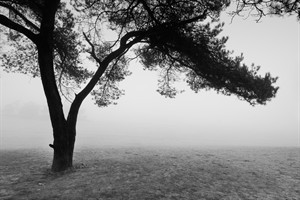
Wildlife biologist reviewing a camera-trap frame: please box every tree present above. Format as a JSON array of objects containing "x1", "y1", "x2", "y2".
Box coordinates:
[
  {"x1": 0, "y1": 0, "x2": 278, "y2": 172},
  {"x1": 231, "y1": 0, "x2": 300, "y2": 21}
]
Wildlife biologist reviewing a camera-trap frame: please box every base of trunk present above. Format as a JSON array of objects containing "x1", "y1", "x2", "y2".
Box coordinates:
[{"x1": 50, "y1": 144, "x2": 74, "y2": 172}]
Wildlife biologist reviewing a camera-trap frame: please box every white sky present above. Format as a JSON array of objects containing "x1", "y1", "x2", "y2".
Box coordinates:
[{"x1": 0, "y1": 8, "x2": 299, "y2": 149}]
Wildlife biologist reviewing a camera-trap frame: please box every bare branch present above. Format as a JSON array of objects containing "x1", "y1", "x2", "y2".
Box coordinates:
[{"x1": 83, "y1": 32, "x2": 102, "y2": 64}]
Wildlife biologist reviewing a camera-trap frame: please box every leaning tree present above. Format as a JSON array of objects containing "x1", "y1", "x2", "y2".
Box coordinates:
[{"x1": 0, "y1": 0, "x2": 278, "y2": 172}]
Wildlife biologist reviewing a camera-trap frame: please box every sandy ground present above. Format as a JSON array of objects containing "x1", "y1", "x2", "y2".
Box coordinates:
[{"x1": 0, "y1": 146, "x2": 299, "y2": 199}]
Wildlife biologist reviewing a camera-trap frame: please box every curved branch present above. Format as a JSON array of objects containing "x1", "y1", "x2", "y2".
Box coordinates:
[
  {"x1": 67, "y1": 30, "x2": 145, "y2": 123},
  {"x1": 0, "y1": 13, "x2": 38, "y2": 43},
  {"x1": 0, "y1": 2, "x2": 40, "y2": 31}
]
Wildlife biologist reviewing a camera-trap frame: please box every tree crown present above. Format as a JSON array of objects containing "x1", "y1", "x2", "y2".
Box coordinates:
[{"x1": 0, "y1": 0, "x2": 279, "y2": 106}]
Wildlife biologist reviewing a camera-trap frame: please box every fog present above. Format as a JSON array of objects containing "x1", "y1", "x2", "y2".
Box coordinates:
[{"x1": 0, "y1": 11, "x2": 299, "y2": 150}]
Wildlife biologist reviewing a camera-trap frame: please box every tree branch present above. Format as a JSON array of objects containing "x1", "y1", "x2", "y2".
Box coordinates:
[
  {"x1": 0, "y1": 14, "x2": 38, "y2": 43},
  {"x1": 82, "y1": 32, "x2": 102, "y2": 64},
  {"x1": 0, "y1": 2, "x2": 40, "y2": 32},
  {"x1": 68, "y1": 30, "x2": 145, "y2": 123},
  {"x1": 175, "y1": 9, "x2": 208, "y2": 27},
  {"x1": 139, "y1": 0, "x2": 160, "y2": 24}
]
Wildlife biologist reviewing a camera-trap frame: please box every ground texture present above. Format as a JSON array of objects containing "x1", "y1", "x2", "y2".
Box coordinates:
[{"x1": 0, "y1": 146, "x2": 299, "y2": 199}]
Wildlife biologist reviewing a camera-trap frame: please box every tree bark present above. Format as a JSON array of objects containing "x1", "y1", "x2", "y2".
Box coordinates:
[
  {"x1": 37, "y1": 43, "x2": 76, "y2": 172},
  {"x1": 50, "y1": 119, "x2": 76, "y2": 172},
  {"x1": 35, "y1": 0, "x2": 77, "y2": 172},
  {"x1": 37, "y1": 38, "x2": 78, "y2": 171},
  {"x1": 37, "y1": 47, "x2": 76, "y2": 171}
]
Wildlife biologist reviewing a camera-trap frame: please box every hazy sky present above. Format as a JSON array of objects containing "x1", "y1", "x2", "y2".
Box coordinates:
[{"x1": 0, "y1": 7, "x2": 299, "y2": 149}]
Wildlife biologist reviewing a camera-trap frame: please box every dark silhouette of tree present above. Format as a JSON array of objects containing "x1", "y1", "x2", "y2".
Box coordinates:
[
  {"x1": 0, "y1": 0, "x2": 278, "y2": 172},
  {"x1": 231, "y1": 0, "x2": 300, "y2": 21}
]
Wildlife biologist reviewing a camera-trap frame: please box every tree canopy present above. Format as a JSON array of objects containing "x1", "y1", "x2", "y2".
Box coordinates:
[
  {"x1": 0, "y1": 0, "x2": 279, "y2": 106},
  {"x1": 0, "y1": 1, "x2": 91, "y2": 99},
  {"x1": 231, "y1": 0, "x2": 300, "y2": 21}
]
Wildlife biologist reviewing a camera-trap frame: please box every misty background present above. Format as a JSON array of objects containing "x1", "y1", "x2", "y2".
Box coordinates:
[{"x1": 0, "y1": 9, "x2": 299, "y2": 149}]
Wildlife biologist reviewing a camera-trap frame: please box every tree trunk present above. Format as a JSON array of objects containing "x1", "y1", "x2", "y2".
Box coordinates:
[
  {"x1": 34, "y1": 0, "x2": 75, "y2": 172},
  {"x1": 50, "y1": 120, "x2": 76, "y2": 172},
  {"x1": 37, "y1": 43, "x2": 74, "y2": 172},
  {"x1": 50, "y1": 97, "x2": 81, "y2": 172}
]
